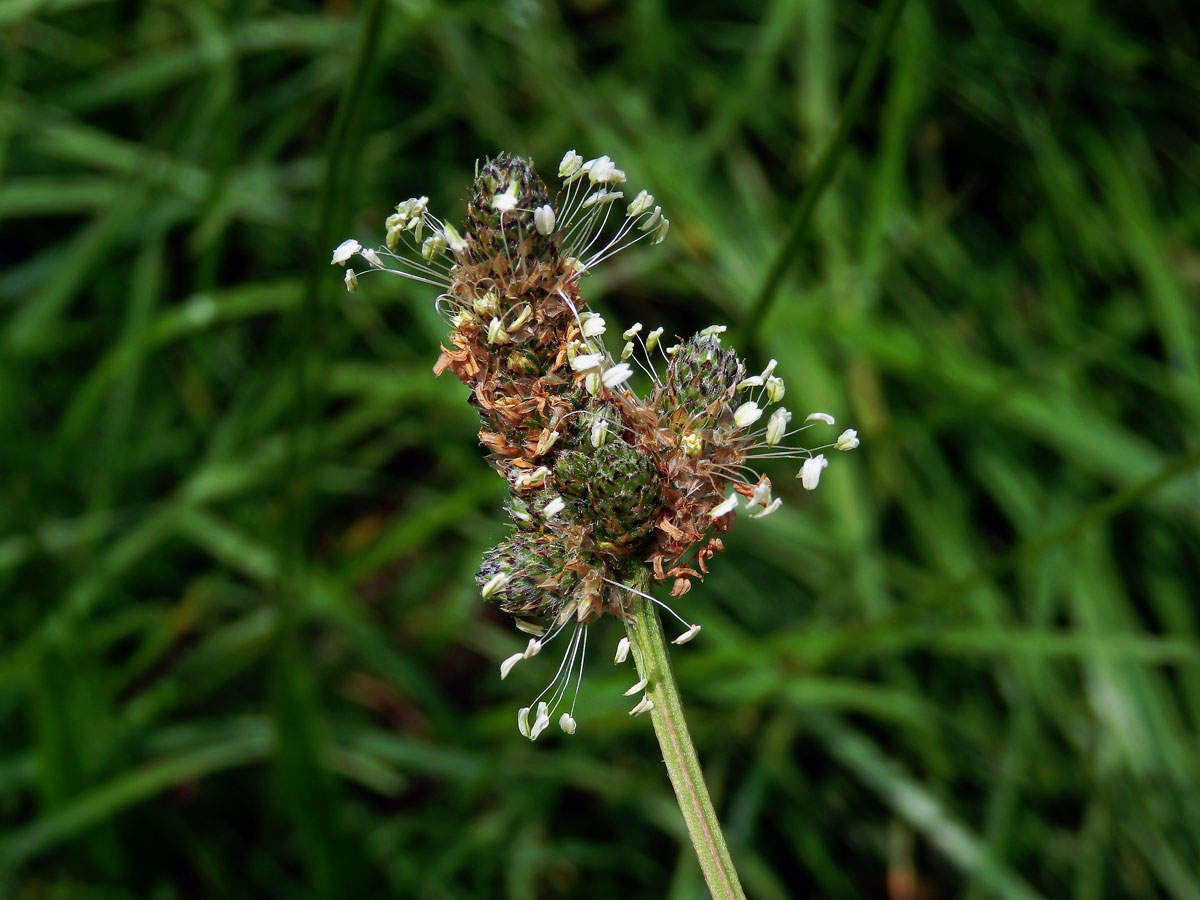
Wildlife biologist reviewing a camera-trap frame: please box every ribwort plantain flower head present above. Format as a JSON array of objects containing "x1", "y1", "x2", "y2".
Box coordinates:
[{"x1": 335, "y1": 151, "x2": 856, "y2": 739}]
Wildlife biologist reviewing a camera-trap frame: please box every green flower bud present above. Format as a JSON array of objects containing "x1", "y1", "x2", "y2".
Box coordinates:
[
  {"x1": 663, "y1": 334, "x2": 747, "y2": 430},
  {"x1": 476, "y1": 531, "x2": 578, "y2": 619},
  {"x1": 465, "y1": 154, "x2": 558, "y2": 265},
  {"x1": 554, "y1": 440, "x2": 664, "y2": 545}
]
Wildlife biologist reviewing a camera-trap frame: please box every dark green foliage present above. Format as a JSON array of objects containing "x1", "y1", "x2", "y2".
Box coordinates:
[{"x1": 3, "y1": 0, "x2": 1200, "y2": 898}]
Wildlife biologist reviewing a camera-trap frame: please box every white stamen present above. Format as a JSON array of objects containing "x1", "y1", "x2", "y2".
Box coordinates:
[
  {"x1": 624, "y1": 678, "x2": 648, "y2": 696},
  {"x1": 673, "y1": 624, "x2": 702, "y2": 644},
  {"x1": 710, "y1": 493, "x2": 738, "y2": 519},
  {"x1": 835, "y1": 428, "x2": 860, "y2": 451},
  {"x1": 421, "y1": 234, "x2": 447, "y2": 259},
  {"x1": 645, "y1": 327, "x2": 664, "y2": 354},
  {"x1": 331, "y1": 239, "x2": 361, "y2": 265},
  {"x1": 614, "y1": 637, "x2": 631, "y2": 664},
  {"x1": 765, "y1": 376, "x2": 785, "y2": 403},
  {"x1": 799, "y1": 454, "x2": 828, "y2": 490},
  {"x1": 559, "y1": 713, "x2": 577, "y2": 734},
  {"x1": 523, "y1": 639, "x2": 543, "y2": 659},
  {"x1": 570, "y1": 352, "x2": 604, "y2": 371},
  {"x1": 751, "y1": 498, "x2": 783, "y2": 518},
  {"x1": 559, "y1": 150, "x2": 584, "y2": 179},
  {"x1": 627, "y1": 190, "x2": 654, "y2": 216},
  {"x1": 622, "y1": 323, "x2": 643, "y2": 340},
  {"x1": 518, "y1": 707, "x2": 532, "y2": 738},
  {"x1": 534, "y1": 204, "x2": 556, "y2": 235},
  {"x1": 734, "y1": 401, "x2": 763, "y2": 428},
  {"x1": 629, "y1": 696, "x2": 654, "y2": 716},
  {"x1": 542, "y1": 496, "x2": 566, "y2": 518},
  {"x1": 481, "y1": 572, "x2": 510, "y2": 599},
  {"x1": 360, "y1": 248, "x2": 384, "y2": 269},
  {"x1": 492, "y1": 180, "x2": 519, "y2": 212},
  {"x1": 745, "y1": 479, "x2": 772, "y2": 509},
  {"x1": 343, "y1": 268, "x2": 358, "y2": 292},
  {"x1": 806, "y1": 412, "x2": 835, "y2": 425},
  {"x1": 590, "y1": 418, "x2": 609, "y2": 448},
  {"x1": 588, "y1": 155, "x2": 625, "y2": 184},
  {"x1": 766, "y1": 407, "x2": 792, "y2": 446},
  {"x1": 601, "y1": 363, "x2": 633, "y2": 389},
  {"x1": 442, "y1": 222, "x2": 467, "y2": 253},
  {"x1": 500, "y1": 653, "x2": 524, "y2": 680},
  {"x1": 580, "y1": 313, "x2": 606, "y2": 337}
]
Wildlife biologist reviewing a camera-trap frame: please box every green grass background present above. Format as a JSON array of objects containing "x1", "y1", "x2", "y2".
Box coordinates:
[{"x1": 3, "y1": 0, "x2": 1199, "y2": 897}]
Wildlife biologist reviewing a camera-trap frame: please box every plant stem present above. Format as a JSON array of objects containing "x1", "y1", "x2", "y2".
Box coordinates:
[{"x1": 624, "y1": 569, "x2": 747, "y2": 900}]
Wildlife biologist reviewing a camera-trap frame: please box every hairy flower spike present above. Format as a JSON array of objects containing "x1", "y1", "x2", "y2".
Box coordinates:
[{"x1": 335, "y1": 149, "x2": 857, "y2": 740}]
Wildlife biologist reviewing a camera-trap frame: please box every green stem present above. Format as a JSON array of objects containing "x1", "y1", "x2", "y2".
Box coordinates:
[{"x1": 624, "y1": 569, "x2": 747, "y2": 900}]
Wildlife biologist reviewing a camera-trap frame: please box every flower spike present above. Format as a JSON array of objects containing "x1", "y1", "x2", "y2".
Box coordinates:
[{"x1": 335, "y1": 149, "x2": 857, "y2": 743}]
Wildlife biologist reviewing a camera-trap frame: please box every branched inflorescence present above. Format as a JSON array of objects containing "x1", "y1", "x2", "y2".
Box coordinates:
[{"x1": 334, "y1": 151, "x2": 858, "y2": 740}]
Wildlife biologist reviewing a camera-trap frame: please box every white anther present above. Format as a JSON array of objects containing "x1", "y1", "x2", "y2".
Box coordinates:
[
  {"x1": 570, "y1": 352, "x2": 604, "y2": 371},
  {"x1": 590, "y1": 418, "x2": 609, "y2": 448},
  {"x1": 559, "y1": 713, "x2": 577, "y2": 734},
  {"x1": 709, "y1": 493, "x2": 738, "y2": 519},
  {"x1": 559, "y1": 149, "x2": 584, "y2": 179},
  {"x1": 751, "y1": 498, "x2": 783, "y2": 518},
  {"x1": 673, "y1": 624, "x2": 702, "y2": 645},
  {"x1": 835, "y1": 428, "x2": 860, "y2": 451},
  {"x1": 806, "y1": 412, "x2": 835, "y2": 425},
  {"x1": 644, "y1": 327, "x2": 664, "y2": 354},
  {"x1": 534, "y1": 204, "x2": 556, "y2": 235},
  {"x1": 799, "y1": 454, "x2": 829, "y2": 490},
  {"x1": 579, "y1": 313, "x2": 605, "y2": 337},
  {"x1": 614, "y1": 637, "x2": 631, "y2": 664},
  {"x1": 481, "y1": 572, "x2": 510, "y2": 599},
  {"x1": 733, "y1": 401, "x2": 763, "y2": 428},
  {"x1": 331, "y1": 239, "x2": 361, "y2": 265},
  {"x1": 442, "y1": 222, "x2": 467, "y2": 253},
  {"x1": 629, "y1": 696, "x2": 655, "y2": 716},
  {"x1": 499, "y1": 653, "x2": 524, "y2": 680},
  {"x1": 766, "y1": 407, "x2": 792, "y2": 446},
  {"x1": 765, "y1": 376, "x2": 785, "y2": 403},
  {"x1": 601, "y1": 363, "x2": 633, "y2": 389},
  {"x1": 523, "y1": 639, "x2": 542, "y2": 659},
  {"x1": 624, "y1": 678, "x2": 649, "y2": 696}
]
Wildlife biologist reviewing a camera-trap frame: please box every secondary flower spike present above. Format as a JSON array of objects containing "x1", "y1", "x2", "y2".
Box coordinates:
[{"x1": 335, "y1": 150, "x2": 857, "y2": 740}]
